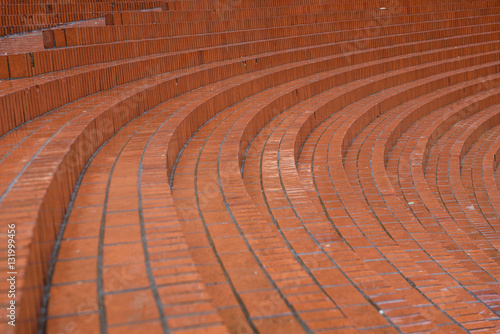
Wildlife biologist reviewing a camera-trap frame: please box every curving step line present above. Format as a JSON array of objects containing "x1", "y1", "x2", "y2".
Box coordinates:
[
  {"x1": 387, "y1": 90, "x2": 500, "y2": 308},
  {"x1": 3, "y1": 41, "x2": 328, "y2": 328},
  {"x1": 353, "y1": 82, "x2": 500, "y2": 313},
  {"x1": 425, "y1": 105, "x2": 500, "y2": 303},
  {"x1": 0, "y1": 1, "x2": 161, "y2": 36},
  {"x1": 171, "y1": 86, "x2": 336, "y2": 334},
  {"x1": 292, "y1": 72, "x2": 500, "y2": 328},
  {"x1": 66, "y1": 5, "x2": 500, "y2": 47},
  {"x1": 0, "y1": 2, "x2": 500, "y2": 332},
  {"x1": 44, "y1": 95, "x2": 231, "y2": 333},
  {"x1": 19, "y1": 5, "x2": 500, "y2": 78},
  {"x1": 38, "y1": 38, "x2": 442, "y2": 332},
  {"x1": 461, "y1": 124, "x2": 500, "y2": 231},
  {"x1": 360, "y1": 82, "x2": 500, "y2": 262},
  {"x1": 408, "y1": 103, "x2": 498, "y2": 311},
  {"x1": 254, "y1": 51, "x2": 500, "y2": 332},
  {"x1": 480, "y1": 124, "x2": 500, "y2": 232},
  {"x1": 441, "y1": 105, "x2": 500, "y2": 243},
  {"x1": 409, "y1": 88, "x2": 500, "y2": 259},
  {"x1": 0, "y1": 74, "x2": 180, "y2": 333},
  {"x1": 167, "y1": 58, "x2": 445, "y2": 332},
  {"x1": 290, "y1": 70, "x2": 500, "y2": 328},
  {"x1": 4, "y1": 18, "x2": 500, "y2": 332},
  {"x1": 164, "y1": 34, "x2": 500, "y2": 332},
  {"x1": 145, "y1": 53, "x2": 398, "y2": 332},
  {"x1": 211, "y1": 59, "x2": 464, "y2": 332},
  {"x1": 243, "y1": 84, "x2": 452, "y2": 332},
  {"x1": 2, "y1": 9, "x2": 500, "y2": 134},
  {"x1": 384, "y1": 83, "x2": 500, "y2": 314},
  {"x1": 43, "y1": 57, "x2": 321, "y2": 333},
  {"x1": 227, "y1": 44, "x2": 500, "y2": 332},
  {"x1": 165, "y1": 39, "x2": 478, "y2": 334},
  {"x1": 2, "y1": 54, "x2": 297, "y2": 332},
  {"x1": 153, "y1": 0, "x2": 500, "y2": 15}
]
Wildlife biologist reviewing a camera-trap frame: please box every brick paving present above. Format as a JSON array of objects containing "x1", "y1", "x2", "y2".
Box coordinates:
[{"x1": 1, "y1": 0, "x2": 500, "y2": 333}]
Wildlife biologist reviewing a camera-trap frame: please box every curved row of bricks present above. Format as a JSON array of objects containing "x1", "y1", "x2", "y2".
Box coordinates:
[
  {"x1": 1, "y1": 11, "x2": 498, "y2": 332},
  {"x1": 464, "y1": 123, "x2": 500, "y2": 234},
  {"x1": 2, "y1": 1, "x2": 500, "y2": 333},
  {"x1": 0, "y1": 1, "x2": 162, "y2": 37},
  {"x1": 461, "y1": 125, "x2": 500, "y2": 230},
  {"x1": 43, "y1": 95, "x2": 230, "y2": 334},
  {"x1": 247, "y1": 69, "x2": 500, "y2": 330},
  {"x1": 3, "y1": 3, "x2": 496, "y2": 323},
  {"x1": 174, "y1": 39, "x2": 500, "y2": 332},
  {"x1": 45, "y1": 19, "x2": 500, "y2": 334},
  {"x1": 2, "y1": 1, "x2": 498, "y2": 121}
]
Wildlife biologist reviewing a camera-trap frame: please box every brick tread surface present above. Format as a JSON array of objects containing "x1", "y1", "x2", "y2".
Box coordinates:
[{"x1": 1, "y1": 1, "x2": 500, "y2": 333}]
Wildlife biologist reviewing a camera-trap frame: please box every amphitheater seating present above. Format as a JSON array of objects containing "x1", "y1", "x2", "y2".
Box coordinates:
[
  {"x1": 1, "y1": 0, "x2": 500, "y2": 333},
  {"x1": 0, "y1": 1, "x2": 163, "y2": 36}
]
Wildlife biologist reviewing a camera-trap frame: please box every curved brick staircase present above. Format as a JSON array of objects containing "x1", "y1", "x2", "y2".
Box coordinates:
[{"x1": 1, "y1": 0, "x2": 500, "y2": 333}]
